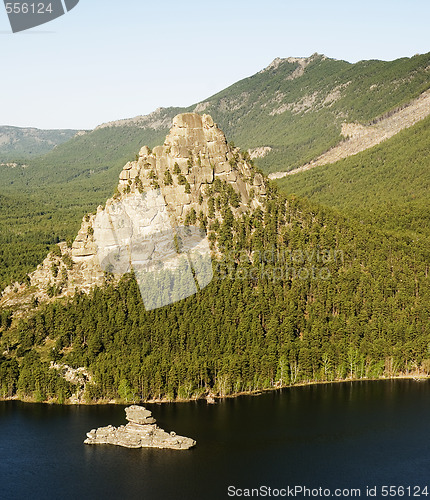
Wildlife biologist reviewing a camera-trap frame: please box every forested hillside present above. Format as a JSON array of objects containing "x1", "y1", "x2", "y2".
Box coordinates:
[
  {"x1": 0, "y1": 177, "x2": 114, "y2": 290},
  {"x1": 2, "y1": 52, "x2": 430, "y2": 186},
  {"x1": 1, "y1": 188, "x2": 429, "y2": 402},
  {"x1": 277, "y1": 114, "x2": 430, "y2": 237},
  {"x1": 189, "y1": 52, "x2": 430, "y2": 172}
]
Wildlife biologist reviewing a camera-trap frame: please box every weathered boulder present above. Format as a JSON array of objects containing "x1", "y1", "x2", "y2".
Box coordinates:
[{"x1": 125, "y1": 405, "x2": 156, "y2": 424}]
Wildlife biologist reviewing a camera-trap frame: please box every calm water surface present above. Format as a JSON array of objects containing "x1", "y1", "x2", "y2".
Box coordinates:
[{"x1": 1, "y1": 380, "x2": 430, "y2": 499}]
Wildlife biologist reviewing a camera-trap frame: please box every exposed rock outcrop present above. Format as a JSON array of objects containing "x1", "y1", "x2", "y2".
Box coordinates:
[
  {"x1": 113, "y1": 112, "x2": 266, "y2": 220},
  {"x1": 125, "y1": 405, "x2": 156, "y2": 425},
  {"x1": 259, "y1": 53, "x2": 322, "y2": 76},
  {"x1": 0, "y1": 113, "x2": 267, "y2": 313},
  {"x1": 84, "y1": 405, "x2": 196, "y2": 450},
  {"x1": 50, "y1": 362, "x2": 93, "y2": 403},
  {"x1": 248, "y1": 146, "x2": 272, "y2": 160}
]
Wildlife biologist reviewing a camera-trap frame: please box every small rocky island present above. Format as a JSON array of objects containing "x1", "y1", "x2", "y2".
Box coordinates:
[{"x1": 84, "y1": 405, "x2": 196, "y2": 450}]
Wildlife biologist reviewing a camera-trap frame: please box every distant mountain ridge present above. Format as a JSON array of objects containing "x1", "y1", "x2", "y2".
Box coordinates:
[
  {"x1": 2, "y1": 52, "x2": 429, "y2": 178},
  {"x1": 0, "y1": 126, "x2": 81, "y2": 161},
  {"x1": 82, "y1": 51, "x2": 430, "y2": 174},
  {"x1": 94, "y1": 107, "x2": 177, "y2": 131}
]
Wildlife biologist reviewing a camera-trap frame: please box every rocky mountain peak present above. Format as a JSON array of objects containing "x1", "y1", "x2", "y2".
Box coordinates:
[
  {"x1": 260, "y1": 53, "x2": 324, "y2": 74},
  {"x1": 1, "y1": 113, "x2": 267, "y2": 311},
  {"x1": 113, "y1": 112, "x2": 266, "y2": 223}
]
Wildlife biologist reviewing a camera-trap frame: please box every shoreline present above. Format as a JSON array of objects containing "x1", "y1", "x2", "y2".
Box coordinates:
[{"x1": 1, "y1": 373, "x2": 429, "y2": 406}]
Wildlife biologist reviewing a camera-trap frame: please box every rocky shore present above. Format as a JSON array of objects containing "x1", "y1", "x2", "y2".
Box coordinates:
[{"x1": 84, "y1": 405, "x2": 196, "y2": 450}]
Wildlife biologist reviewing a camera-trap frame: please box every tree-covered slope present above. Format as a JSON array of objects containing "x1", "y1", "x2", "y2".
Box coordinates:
[
  {"x1": 0, "y1": 182, "x2": 110, "y2": 290},
  {"x1": 1, "y1": 192, "x2": 429, "y2": 402},
  {"x1": 276, "y1": 113, "x2": 430, "y2": 237},
  {"x1": 1, "y1": 105, "x2": 429, "y2": 403}
]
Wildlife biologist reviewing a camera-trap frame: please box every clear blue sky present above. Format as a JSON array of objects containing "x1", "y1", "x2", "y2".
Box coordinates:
[{"x1": 1, "y1": 0, "x2": 429, "y2": 129}]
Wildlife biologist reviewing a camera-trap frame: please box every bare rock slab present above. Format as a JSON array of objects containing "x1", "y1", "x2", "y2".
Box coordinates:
[
  {"x1": 84, "y1": 406, "x2": 196, "y2": 450},
  {"x1": 125, "y1": 405, "x2": 156, "y2": 424}
]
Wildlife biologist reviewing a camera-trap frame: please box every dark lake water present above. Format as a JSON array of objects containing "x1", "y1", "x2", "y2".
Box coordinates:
[{"x1": 1, "y1": 380, "x2": 430, "y2": 499}]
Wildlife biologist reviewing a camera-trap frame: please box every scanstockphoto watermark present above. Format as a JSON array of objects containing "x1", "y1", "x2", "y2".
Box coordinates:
[
  {"x1": 215, "y1": 246, "x2": 344, "y2": 282},
  {"x1": 227, "y1": 485, "x2": 362, "y2": 497},
  {"x1": 3, "y1": 0, "x2": 79, "y2": 33}
]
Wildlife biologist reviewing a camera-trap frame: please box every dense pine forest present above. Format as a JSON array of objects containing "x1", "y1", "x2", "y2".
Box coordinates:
[
  {"x1": 1, "y1": 186, "x2": 429, "y2": 402},
  {"x1": 0, "y1": 183, "x2": 111, "y2": 291}
]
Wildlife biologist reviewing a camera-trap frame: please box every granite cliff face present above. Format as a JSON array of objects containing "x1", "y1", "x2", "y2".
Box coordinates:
[
  {"x1": 84, "y1": 405, "x2": 196, "y2": 450},
  {"x1": 116, "y1": 112, "x2": 265, "y2": 219},
  {"x1": 0, "y1": 113, "x2": 267, "y2": 311},
  {"x1": 70, "y1": 112, "x2": 267, "y2": 293}
]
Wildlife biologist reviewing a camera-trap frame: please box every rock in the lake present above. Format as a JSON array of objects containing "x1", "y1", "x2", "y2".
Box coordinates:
[{"x1": 84, "y1": 405, "x2": 196, "y2": 450}]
